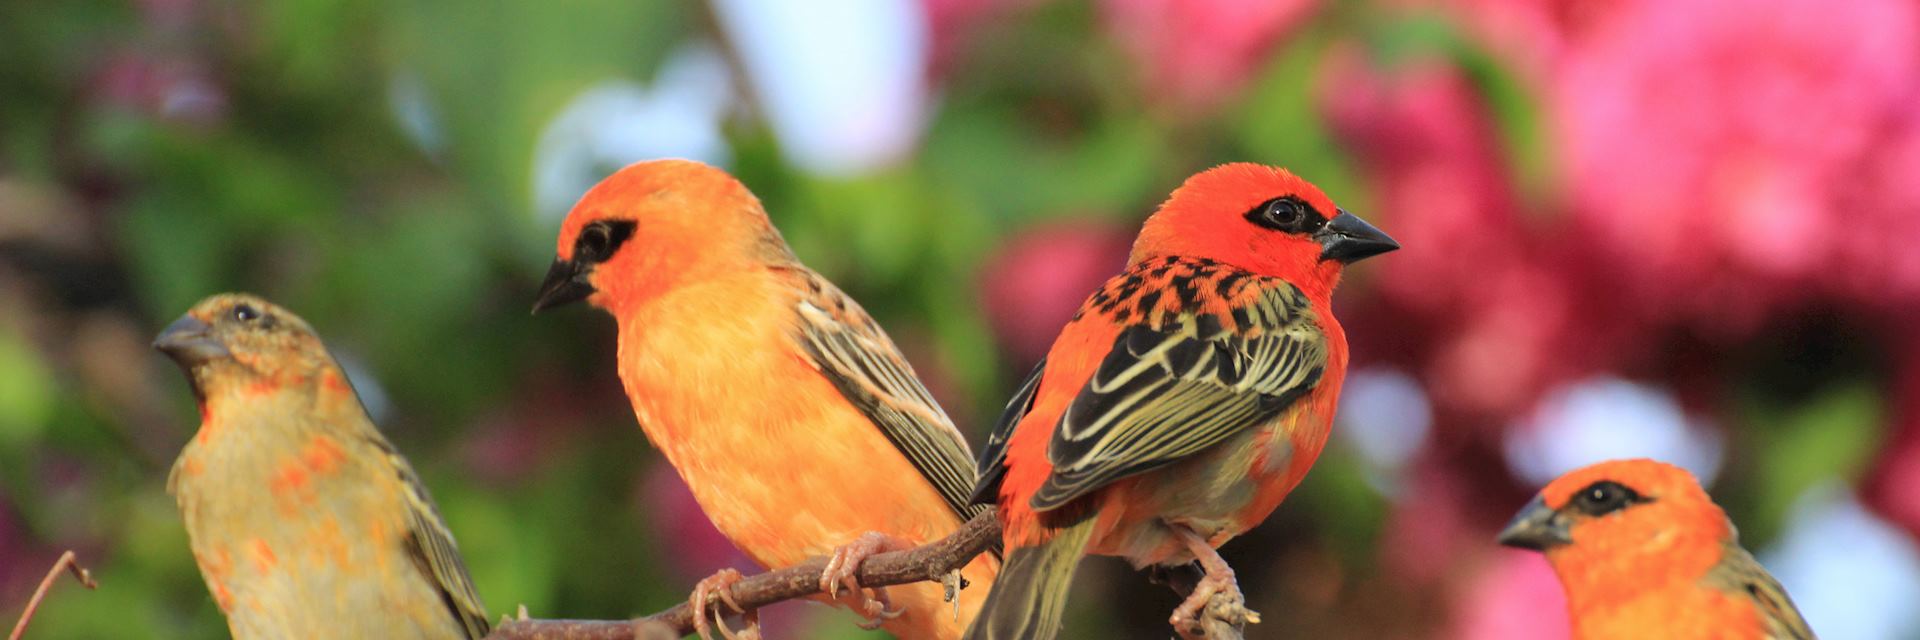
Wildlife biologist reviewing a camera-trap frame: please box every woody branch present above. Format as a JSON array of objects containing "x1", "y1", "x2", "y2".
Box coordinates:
[
  {"x1": 485, "y1": 510, "x2": 1247, "y2": 640},
  {"x1": 486, "y1": 512, "x2": 1002, "y2": 640}
]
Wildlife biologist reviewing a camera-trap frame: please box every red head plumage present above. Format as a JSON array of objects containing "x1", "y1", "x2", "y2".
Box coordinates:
[{"x1": 1130, "y1": 163, "x2": 1394, "y2": 302}]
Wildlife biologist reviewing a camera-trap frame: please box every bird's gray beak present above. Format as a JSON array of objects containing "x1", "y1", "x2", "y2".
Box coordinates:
[
  {"x1": 1497, "y1": 495, "x2": 1573, "y2": 551},
  {"x1": 531, "y1": 258, "x2": 596, "y2": 314},
  {"x1": 153, "y1": 315, "x2": 229, "y2": 367},
  {"x1": 1315, "y1": 209, "x2": 1400, "y2": 264}
]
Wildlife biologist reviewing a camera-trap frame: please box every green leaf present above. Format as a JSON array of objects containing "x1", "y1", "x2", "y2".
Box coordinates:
[
  {"x1": 1740, "y1": 383, "x2": 1883, "y2": 543},
  {"x1": 0, "y1": 327, "x2": 56, "y2": 446},
  {"x1": 385, "y1": 0, "x2": 689, "y2": 218},
  {"x1": 1231, "y1": 32, "x2": 1370, "y2": 216}
]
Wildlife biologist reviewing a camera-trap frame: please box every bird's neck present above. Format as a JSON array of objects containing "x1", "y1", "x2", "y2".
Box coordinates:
[
  {"x1": 1551, "y1": 531, "x2": 1726, "y2": 620},
  {"x1": 190, "y1": 365, "x2": 358, "y2": 445}
]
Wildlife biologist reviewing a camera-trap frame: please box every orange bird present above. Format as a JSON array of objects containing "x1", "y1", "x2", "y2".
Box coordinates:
[
  {"x1": 966, "y1": 163, "x2": 1399, "y2": 639},
  {"x1": 531, "y1": 160, "x2": 999, "y2": 639},
  {"x1": 1499, "y1": 458, "x2": 1817, "y2": 639},
  {"x1": 156, "y1": 293, "x2": 490, "y2": 639}
]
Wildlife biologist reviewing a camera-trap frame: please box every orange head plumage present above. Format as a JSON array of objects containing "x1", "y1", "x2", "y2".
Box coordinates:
[
  {"x1": 531, "y1": 159, "x2": 795, "y2": 316},
  {"x1": 1500, "y1": 459, "x2": 1739, "y2": 602},
  {"x1": 1130, "y1": 163, "x2": 1397, "y2": 301}
]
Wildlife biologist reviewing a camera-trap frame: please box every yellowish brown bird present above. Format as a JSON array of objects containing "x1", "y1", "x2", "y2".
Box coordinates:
[{"x1": 157, "y1": 293, "x2": 489, "y2": 639}]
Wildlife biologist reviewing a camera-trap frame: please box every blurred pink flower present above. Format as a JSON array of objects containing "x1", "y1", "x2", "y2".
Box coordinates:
[
  {"x1": 1834, "y1": 112, "x2": 1920, "y2": 308},
  {"x1": 1102, "y1": 0, "x2": 1318, "y2": 112},
  {"x1": 1323, "y1": 51, "x2": 1596, "y2": 419},
  {"x1": 91, "y1": 52, "x2": 227, "y2": 125},
  {"x1": 1325, "y1": 0, "x2": 1920, "y2": 421},
  {"x1": 1453, "y1": 550, "x2": 1570, "y2": 640},
  {"x1": 1443, "y1": 0, "x2": 1636, "y2": 78},
  {"x1": 88, "y1": 0, "x2": 228, "y2": 126},
  {"x1": 977, "y1": 218, "x2": 1133, "y2": 367},
  {"x1": 922, "y1": 0, "x2": 1047, "y2": 70},
  {"x1": 1551, "y1": 0, "x2": 1920, "y2": 334},
  {"x1": 1377, "y1": 462, "x2": 1477, "y2": 584}
]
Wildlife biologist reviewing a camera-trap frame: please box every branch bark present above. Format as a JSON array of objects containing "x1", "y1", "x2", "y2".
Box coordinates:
[
  {"x1": 486, "y1": 510, "x2": 1247, "y2": 640},
  {"x1": 486, "y1": 512, "x2": 1001, "y2": 640}
]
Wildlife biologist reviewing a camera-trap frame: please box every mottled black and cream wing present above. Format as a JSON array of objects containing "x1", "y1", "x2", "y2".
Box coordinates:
[
  {"x1": 389, "y1": 449, "x2": 492, "y2": 639},
  {"x1": 1705, "y1": 543, "x2": 1817, "y2": 640},
  {"x1": 1033, "y1": 282, "x2": 1327, "y2": 511},
  {"x1": 790, "y1": 270, "x2": 993, "y2": 525}
]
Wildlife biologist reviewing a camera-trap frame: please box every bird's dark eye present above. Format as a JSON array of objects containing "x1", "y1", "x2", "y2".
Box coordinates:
[
  {"x1": 232, "y1": 304, "x2": 260, "y2": 323},
  {"x1": 1570, "y1": 480, "x2": 1642, "y2": 516},
  {"x1": 1245, "y1": 196, "x2": 1324, "y2": 233},
  {"x1": 573, "y1": 220, "x2": 635, "y2": 264}
]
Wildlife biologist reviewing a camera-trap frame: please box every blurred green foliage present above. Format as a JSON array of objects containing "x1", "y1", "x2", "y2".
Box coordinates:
[
  {"x1": 0, "y1": 0, "x2": 1471, "y2": 636},
  {"x1": 3, "y1": 0, "x2": 1903, "y2": 638}
]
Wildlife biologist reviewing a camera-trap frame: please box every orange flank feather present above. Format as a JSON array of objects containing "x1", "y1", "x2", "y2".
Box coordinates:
[
  {"x1": 534, "y1": 160, "x2": 999, "y2": 640},
  {"x1": 1499, "y1": 458, "x2": 1817, "y2": 639},
  {"x1": 967, "y1": 164, "x2": 1399, "y2": 640}
]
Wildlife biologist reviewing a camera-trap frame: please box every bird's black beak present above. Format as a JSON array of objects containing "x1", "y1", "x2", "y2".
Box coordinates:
[
  {"x1": 1497, "y1": 495, "x2": 1574, "y2": 552},
  {"x1": 1315, "y1": 209, "x2": 1400, "y2": 264},
  {"x1": 531, "y1": 258, "x2": 596, "y2": 314},
  {"x1": 153, "y1": 315, "x2": 229, "y2": 368}
]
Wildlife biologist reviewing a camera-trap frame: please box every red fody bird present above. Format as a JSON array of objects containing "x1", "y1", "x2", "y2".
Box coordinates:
[
  {"x1": 1499, "y1": 458, "x2": 1816, "y2": 639},
  {"x1": 532, "y1": 160, "x2": 998, "y2": 640},
  {"x1": 967, "y1": 163, "x2": 1398, "y2": 639}
]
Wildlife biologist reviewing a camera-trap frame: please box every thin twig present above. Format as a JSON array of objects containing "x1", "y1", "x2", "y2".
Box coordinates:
[
  {"x1": 8, "y1": 551, "x2": 97, "y2": 640},
  {"x1": 487, "y1": 512, "x2": 1001, "y2": 639}
]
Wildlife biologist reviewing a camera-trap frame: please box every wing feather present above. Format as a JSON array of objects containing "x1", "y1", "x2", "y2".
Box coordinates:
[
  {"x1": 1031, "y1": 282, "x2": 1326, "y2": 511},
  {"x1": 386, "y1": 448, "x2": 491, "y2": 639},
  {"x1": 971, "y1": 357, "x2": 1046, "y2": 505},
  {"x1": 1704, "y1": 543, "x2": 1817, "y2": 640},
  {"x1": 789, "y1": 270, "x2": 994, "y2": 528}
]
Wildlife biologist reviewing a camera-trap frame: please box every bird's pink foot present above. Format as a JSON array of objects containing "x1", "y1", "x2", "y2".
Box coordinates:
[
  {"x1": 820, "y1": 531, "x2": 911, "y2": 629},
  {"x1": 1168, "y1": 569, "x2": 1258, "y2": 639},
  {"x1": 1166, "y1": 527, "x2": 1261, "y2": 639},
  {"x1": 689, "y1": 568, "x2": 760, "y2": 640}
]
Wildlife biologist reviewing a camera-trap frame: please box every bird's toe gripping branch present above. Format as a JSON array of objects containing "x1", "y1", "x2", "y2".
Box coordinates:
[
  {"x1": 689, "y1": 568, "x2": 760, "y2": 640},
  {"x1": 820, "y1": 531, "x2": 912, "y2": 629},
  {"x1": 1167, "y1": 527, "x2": 1261, "y2": 640}
]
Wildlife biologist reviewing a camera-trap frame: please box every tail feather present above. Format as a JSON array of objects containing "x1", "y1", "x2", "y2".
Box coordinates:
[{"x1": 963, "y1": 519, "x2": 1095, "y2": 640}]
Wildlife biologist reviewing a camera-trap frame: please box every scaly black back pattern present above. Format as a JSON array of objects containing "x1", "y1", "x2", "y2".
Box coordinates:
[{"x1": 972, "y1": 256, "x2": 1330, "y2": 512}]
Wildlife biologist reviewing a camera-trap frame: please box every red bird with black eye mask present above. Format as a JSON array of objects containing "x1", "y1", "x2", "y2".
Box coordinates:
[{"x1": 966, "y1": 163, "x2": 1398, "y2": 640}]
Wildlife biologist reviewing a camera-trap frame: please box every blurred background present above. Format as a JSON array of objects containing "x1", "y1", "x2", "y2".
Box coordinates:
[{"x1": 3, "y1": 0, "x2": 1920, "y2": 637}]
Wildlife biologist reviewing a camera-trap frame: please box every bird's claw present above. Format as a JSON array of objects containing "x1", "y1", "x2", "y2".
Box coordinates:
[
  {"x1": 852, "y1": 586, "x2": 906, "y2": 630},
  {"x1": 1168, "y1": 570, "x2": 1259, "y2": 639},
  {"x1": 690, "y1": 569, "x2": 759, "y2": 640},
  {"x1": 819, "y1": 532, "x2": 912, "y2": 629},
  {"x1": 1163, "y1": 525, "x2": 1261, "y2": 639}
]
